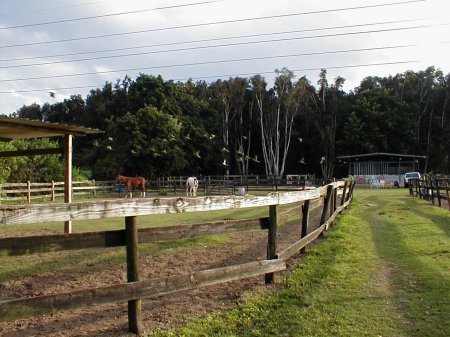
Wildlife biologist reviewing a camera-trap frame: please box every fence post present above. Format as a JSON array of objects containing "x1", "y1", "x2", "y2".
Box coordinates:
[
  {"x1": 300, "y1": 200, "x2": 310, "y2": 253},
  {"x1": 92, "y1": 179, "x2": 96, "y2": 198},
  {"x1": 265, "y1": 204, "x2": 278, "y2": 284},
  {"x1": 125, "y1": 216, "x2": 143, "y2": 335},
  {"x1": 429, "y1": 177, "x2": 435, "y2": 204},
  {"x1": 416, "y1": 179, "x2": 420, "y2": 198},
  {"x1": 436, "y1": 179, "x2": 442, "y2": 208},
  {"x1": 346, "y1": 180, "x2": 355, "y2": 202},
  {"x1": 333, "y1": 183, "x2": 338, "y2": 212},
  {"x1": 51, "y1": 180, "x2": 55, "y2": 202},
  {"x1": 445, "y1": 176, "x2": 450, "y2": 211},
  {"x1": 27, "y1": 180, "x2": 31, "y2": 204},
  {"x1": 340, "y1": 180, "x2": 348, "y2": 206},
  {"x1": 418, "y1": 179, "x2": 423, "y2": 199},
  {"x1": 320, "y1": 185, "x2": 333, "y2": 227}
]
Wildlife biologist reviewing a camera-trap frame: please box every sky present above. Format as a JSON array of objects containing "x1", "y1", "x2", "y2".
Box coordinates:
[{"x1": 1, "y1": 0, "x2": 449, "y2": 115}]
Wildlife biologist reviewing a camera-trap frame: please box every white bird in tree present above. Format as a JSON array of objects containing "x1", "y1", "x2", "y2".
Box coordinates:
[{"x1": 222, "y1": 159, "x2": 228, "y2": 166}]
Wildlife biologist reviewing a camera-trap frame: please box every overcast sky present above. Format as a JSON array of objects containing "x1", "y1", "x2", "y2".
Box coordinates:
[{"x1": 1, "y1": 0, "x2": 449, "y2": 115}]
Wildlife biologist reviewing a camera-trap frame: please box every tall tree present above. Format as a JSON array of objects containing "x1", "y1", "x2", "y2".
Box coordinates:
[
  {"x1": 309, "y1": 69, "x2": 346, "y2": 178},
  {"x1": 252, "y1": 68, "x2": 304, "y2": 177}
]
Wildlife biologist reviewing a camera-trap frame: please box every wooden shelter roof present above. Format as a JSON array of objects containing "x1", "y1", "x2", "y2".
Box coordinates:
[{"x1": 0, "y1": 116, "x2": 101, "y2": 142}]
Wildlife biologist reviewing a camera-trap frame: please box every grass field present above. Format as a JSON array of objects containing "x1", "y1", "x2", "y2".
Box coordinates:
[{"x1": 151, "y1": 189, "x2": 450, "y2": 337}]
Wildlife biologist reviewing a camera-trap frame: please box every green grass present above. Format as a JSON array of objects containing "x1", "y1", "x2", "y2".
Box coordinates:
[{"x1": 151, "y1": 189, "x2": 449, "y2": 337}]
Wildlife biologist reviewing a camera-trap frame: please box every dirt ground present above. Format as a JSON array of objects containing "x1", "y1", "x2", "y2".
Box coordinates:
[{"x1": 0, "y1": 208, "x2": 322, "y2": 337}]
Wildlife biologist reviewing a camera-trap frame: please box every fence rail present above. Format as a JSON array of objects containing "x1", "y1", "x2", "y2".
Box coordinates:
[{"x1": 0, "y1": 180, "x2": 355, "y2": 335}]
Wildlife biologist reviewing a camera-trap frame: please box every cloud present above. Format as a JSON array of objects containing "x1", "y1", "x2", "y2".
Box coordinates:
[{"x1": 1, "y1": 0, "x2": 449, "y2": 114}]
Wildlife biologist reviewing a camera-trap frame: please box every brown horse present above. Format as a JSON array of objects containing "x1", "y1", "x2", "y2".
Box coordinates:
[{"x1": 114, "y1": 175, "x2": 146, "y2": 198}]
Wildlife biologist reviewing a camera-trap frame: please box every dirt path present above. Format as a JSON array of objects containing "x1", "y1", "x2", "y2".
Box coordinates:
[{"x1": 0, "y1": 209, "x2": 322, "y2": 337}]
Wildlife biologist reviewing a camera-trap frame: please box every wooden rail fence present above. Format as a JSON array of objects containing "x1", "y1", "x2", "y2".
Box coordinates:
[
  {"x1": 0, "y1": 176, "x2": 328, "y2": 204},
  {"x1": 0, "y1": 180, "x2": 355, "y2": 335},
  {"x1": 409, "y1": 176, "x2": 450, "y2": 211}
]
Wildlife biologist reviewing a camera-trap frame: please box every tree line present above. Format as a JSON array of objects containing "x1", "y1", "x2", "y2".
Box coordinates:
[{"x1": 1, "y1": 66, "x2": 449, "y2": 183}]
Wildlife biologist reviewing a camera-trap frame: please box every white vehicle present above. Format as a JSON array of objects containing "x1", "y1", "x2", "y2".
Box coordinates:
[{"x1": 404, "y1": 172, "x2": 421, "y2": 187}]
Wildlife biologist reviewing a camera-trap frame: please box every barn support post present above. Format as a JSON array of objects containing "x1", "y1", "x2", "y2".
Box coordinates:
[
  {"x1": 265, "y1": 204, "x2": 278, "y2": 284},
  {"x1": 64, "y1": 134, "x2": 73, "y2": 233},
  {"x1": 300, "y1": 200, "x2": 310, "y2": 254},
  {"x1": 340, "y1": 180, "x2": 348, "y2": 206},
  {"x1": 320, "y1": 185, "x2": 333, "y2": 228},
  {"x1": 125, "y1": 215, "x2": 143, "y2": 335},
  {"x1": 51, "y1": 180, "x2": 55, "y2": 202}
]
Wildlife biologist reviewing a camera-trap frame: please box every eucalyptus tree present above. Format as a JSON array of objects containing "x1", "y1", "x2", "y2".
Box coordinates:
[
  {"x1": 308, "y1": 69, "x2": 346, "y2": 178},
  {"x1": 228, "y1": 77, "x2": 253, "y2": 175},
  {"x1": 208, "y1": 79, "x2": 233, "y2": 173},
  {"x1": 251, "y1": 68, "x2": 307, "y2": 177}
]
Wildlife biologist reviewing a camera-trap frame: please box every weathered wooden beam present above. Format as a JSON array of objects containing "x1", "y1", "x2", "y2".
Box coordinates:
[
  {"x1": 0, "y1": 218, "x2": 270, "y2": 256},
  {"x1": 0, "y1": 189, "x2": 324, "y2": 226},
  {"x1": 0, "y1": 259, "x2": 286, "y2": 322}
]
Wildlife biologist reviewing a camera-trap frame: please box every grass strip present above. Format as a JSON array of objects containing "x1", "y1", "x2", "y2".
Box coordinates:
[{"x1": 151, "y1": 189, "x2": 449, "y2": 337}]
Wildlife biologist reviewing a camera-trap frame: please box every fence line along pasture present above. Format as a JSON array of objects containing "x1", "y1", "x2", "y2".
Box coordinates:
[
  {"x1": 408, "y1": 175, "x2": 450, "y2": 211},
  {"x1": 0, "y1": 180, "x2": 355, "y2": 336},
  {"x1": 0, "y1": 175, "x2": 324, "y2": 204},
  {"x1": 0, "y1": 179, "x2": 100, "y2": 203}
]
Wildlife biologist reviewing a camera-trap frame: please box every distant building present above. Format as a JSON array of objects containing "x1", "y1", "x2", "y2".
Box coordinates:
[{"x1": 336, "y1": 152, "x2": 426, "y2": 186}]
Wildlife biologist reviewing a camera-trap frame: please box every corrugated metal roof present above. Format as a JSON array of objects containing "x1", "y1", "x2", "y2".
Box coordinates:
[
  {"x1": 336, "y1": 152, "x2": 427, "y2": 160},
  {"x1": 0, "y1": 116, "x2": 102, "y2": 141}
]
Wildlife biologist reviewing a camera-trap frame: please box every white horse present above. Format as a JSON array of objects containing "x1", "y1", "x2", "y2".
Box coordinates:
[{"x1": 186, "y1": 176, "x2": 199, "y2": 196}]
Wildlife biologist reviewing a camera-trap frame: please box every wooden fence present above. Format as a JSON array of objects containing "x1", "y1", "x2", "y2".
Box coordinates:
[
  {"x1": 0, "y1": 180, "x2": 355, "y2": 335},
  {"x1": 156, "y1": 175, "x2": 326, "y2": 195},
  {"x1": 0, "y1": 180, "x2": 102, "y2": 203},
  {"x1": 408, "y1": 176, "x2": 450, "y2": 211},
  {"x1": 0, "y1": 175, "x2": 328, "y2": 203}
]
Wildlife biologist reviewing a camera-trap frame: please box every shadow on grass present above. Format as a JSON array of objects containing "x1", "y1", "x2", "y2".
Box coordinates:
[{"x1": 365, "y1": 195, "x2": 450, "y2": 337}]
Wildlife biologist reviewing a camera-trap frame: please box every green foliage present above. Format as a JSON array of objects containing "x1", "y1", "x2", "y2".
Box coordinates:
[
  {"x1": 0, "y1": 138, "x2": 64, "y2": 183},
  {"x1": 9, "y1": 66, "x2": 450, "y2": 180}
]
